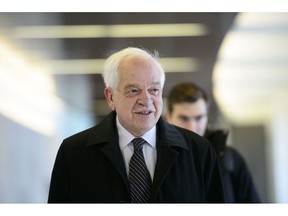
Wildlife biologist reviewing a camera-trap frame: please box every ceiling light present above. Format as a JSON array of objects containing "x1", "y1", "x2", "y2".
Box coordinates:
[
  {"x1": 46, "y1": 57, "x2": 199, "y2": 74},
  {"x1": 8, "y1": 23, "x2": 209, "y2": 38},
  {"x1": 213, "y1": 13, "x2": 288, "y2": 125}
]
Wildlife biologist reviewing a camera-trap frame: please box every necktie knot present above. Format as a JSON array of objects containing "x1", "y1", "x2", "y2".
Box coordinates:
[{"x1": 132, "y1": 138, "x2": 146, "y2": 151}]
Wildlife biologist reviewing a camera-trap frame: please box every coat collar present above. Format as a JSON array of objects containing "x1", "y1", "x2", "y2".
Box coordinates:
[
  {"x1": 86, "y1": 111, "x2": 119, "y2": 146},
  {"x1": 156, "y1": 116, "x2": 189, "y2": 150}
]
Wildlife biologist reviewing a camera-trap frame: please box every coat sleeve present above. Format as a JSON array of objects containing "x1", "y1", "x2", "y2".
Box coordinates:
[{"x1": 48, "y1": 141, "x2": 71, "y2": 203}]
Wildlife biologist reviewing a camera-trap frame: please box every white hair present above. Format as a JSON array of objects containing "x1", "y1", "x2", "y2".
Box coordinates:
[{"x1": 102, "y1": 47, "x2": 165, "y2": 91}]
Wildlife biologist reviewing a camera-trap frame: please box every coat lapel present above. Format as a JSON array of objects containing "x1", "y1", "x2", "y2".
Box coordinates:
[
  {"x1": 151, "y1": 117, "x2": 189, "y2": 201},
  {"x1": 86, "y1": 112, "x2": 130, "y2": 191},
  {"x1": 151, "y1": 140, "x2": 179, "y2": 200},
  {"x1": 101, "y1": 139, "x2": 130, "y2": 191}
]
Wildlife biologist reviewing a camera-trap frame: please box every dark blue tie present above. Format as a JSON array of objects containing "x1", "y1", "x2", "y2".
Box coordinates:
[{"x1": 129, "y1": 138, "x2": 152, "y2": 203}]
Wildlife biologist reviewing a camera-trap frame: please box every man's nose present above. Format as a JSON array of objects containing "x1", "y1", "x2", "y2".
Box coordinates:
[
  {"x1": 137, "y1": 91, "x2": 151, "y2": 105},
  {"x1": 185, "y1": 120, "x2": 198, "y2": 133}
]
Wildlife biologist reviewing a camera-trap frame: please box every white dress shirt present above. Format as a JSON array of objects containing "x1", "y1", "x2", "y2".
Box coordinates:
[{"x1": 116, "y1": 116, "x2": 157, "y2": 180}]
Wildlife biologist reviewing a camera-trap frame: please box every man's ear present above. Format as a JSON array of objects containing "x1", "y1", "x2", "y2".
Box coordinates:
[{"x1": 104, "y1": 87, "x2": 116, "y2": 111}]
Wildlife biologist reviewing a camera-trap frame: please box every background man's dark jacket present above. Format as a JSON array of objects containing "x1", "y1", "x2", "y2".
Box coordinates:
[
  {"x1": 205, "y1": 130, "x2": 261, "y2": 203},
  {"x1": 48, "y1": 111, "x2": 226, "y2": 203}
]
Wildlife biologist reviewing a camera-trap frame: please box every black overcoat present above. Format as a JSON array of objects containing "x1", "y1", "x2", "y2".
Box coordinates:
[{"x1": 48, "y1": 111, "x2": 225, "y2": 203}]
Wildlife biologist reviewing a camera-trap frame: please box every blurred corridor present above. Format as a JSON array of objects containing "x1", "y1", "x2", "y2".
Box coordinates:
[{"x1": 0, "y1": 12, "x2": 287, "y2": 203}]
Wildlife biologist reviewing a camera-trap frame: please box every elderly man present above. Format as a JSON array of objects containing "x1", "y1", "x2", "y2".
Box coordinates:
[{"x1": 48, "y1": 47, "x2": 225, "y2": 203}]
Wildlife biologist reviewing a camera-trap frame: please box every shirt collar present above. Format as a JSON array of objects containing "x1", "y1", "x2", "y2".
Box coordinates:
[{"x1": 116, "y1": 115, "x2": 156, "y2": 150}]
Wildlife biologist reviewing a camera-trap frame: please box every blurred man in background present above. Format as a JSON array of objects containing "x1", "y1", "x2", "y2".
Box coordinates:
[{"x1": 165, "y1": 82, "x2": 261, "y2": 203}]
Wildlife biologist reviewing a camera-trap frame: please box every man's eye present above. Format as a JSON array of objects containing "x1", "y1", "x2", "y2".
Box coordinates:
[
  {"x1": 127, "y1": 89, "x2": 139, "y2": 96},
  {"x1": 149, "y1": 88, "x2": 160, "y2": 95},
  {"x1": 179, "y1": 116, "x2": 189, "y2": 122},
  {"x1": 195, "y1": 115, "x2": 205, "y2": 122}
]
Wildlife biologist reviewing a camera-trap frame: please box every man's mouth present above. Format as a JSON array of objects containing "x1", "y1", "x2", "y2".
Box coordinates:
[{"x1": 135, "y1": 111, "x2": 152, "y2": 115}]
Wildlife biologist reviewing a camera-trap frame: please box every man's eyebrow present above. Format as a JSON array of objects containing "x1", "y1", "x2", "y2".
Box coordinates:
[
  {"x1": 196, "y1": 113, "x2": 207, "y2": 118},
  {"x1": 124, "y1": 82, "x2": 161, "y2": 89},
  {"x1": 177, "y1": 114, "x2": 190, "y2": 120},
  {"x1": 124, "y1": 84, "x2": 139, "y2": 89}
]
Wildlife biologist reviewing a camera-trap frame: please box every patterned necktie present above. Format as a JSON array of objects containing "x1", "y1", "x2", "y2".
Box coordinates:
[{"x1": 129, "y1": 137, "x2": 152, "y2": 203}]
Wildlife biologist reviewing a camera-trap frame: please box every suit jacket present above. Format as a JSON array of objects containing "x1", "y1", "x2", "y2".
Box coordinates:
[{"x1": 48, "y1": 111, "x2": 226, "y2": 203}]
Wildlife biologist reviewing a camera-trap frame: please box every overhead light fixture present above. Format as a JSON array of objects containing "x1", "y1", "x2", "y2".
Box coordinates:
[
  {"x1": 213, "y1": 13, "x2": 288, "y2": 125},
  {"x1": 8, "y1": 23, "x2": 209, "y2": 38},
  {"x1": 46, "y1": 57, "x2": 199, "y2": 74}
]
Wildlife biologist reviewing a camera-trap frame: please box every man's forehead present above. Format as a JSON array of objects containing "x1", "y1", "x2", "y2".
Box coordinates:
[
  {"x1": 174, "y1": 101, "x2": 207, "y2": 110},
  {"x1": 173, "y1": 104, "x2": 207, "y2": 117}
]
